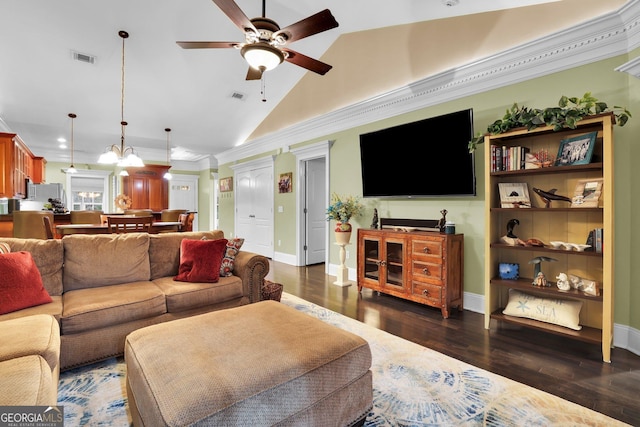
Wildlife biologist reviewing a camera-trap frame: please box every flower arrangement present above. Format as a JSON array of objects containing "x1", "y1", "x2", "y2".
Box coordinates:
[{"x1": 326, "y1": 193, "x2": 364, "y2": 230}]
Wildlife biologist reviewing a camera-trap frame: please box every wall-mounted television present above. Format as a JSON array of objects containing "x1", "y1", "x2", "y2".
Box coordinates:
[{"x1": 359, "y1": 108, "x2": 476, "y2": 198}]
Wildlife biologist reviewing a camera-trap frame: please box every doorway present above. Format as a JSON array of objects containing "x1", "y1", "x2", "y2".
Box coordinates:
[
  {"x1": 231, "y1": 157, "x2": 274, "y2": 258},
  {"x1": 291, "y1": 141, "x2": 332, "y2": 269},
  {"x1": 169, "y1": 175, "x2": 199, "y2": 231}
]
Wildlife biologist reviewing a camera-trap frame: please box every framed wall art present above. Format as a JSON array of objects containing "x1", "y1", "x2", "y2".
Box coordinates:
[
  {"x1": 498, "y1": 182, "x2": 531, "y2": 208},
  {"x1": 219, "y1": 177, "x2": 233, "y2": 192},
  {"x1": 571, "y1": 178, "x2": 603, "y2": 207},
  {"x1": 554, "y1": 131, "x2": 597, "y2": 166},
  {"x1": 278, "y1": 172, "x2": 292, "y2": 193}
]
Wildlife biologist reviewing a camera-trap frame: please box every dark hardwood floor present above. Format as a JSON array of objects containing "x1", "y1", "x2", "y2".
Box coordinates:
[{"x1": 266, "y1": 261, "x2": 640, "y2": 426}]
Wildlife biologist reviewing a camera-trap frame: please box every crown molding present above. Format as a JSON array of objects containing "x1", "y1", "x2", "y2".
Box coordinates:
[{"x1": 216, "y1": 0, "x2": 640, "y2": 166}]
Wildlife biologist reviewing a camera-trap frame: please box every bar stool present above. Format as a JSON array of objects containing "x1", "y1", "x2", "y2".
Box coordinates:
[
  {"x1": 160, "y1": 209, "x2": 187, "y2": 222},
  {"x1": 124, "y1": 209, "x2": 153, "y2": 217},
  {"x1": 12, "y1": 211, "x2": 55, "y2": 239},
  {"x1": 70, "y1": 210, "x2": 104, "y2": 224}
]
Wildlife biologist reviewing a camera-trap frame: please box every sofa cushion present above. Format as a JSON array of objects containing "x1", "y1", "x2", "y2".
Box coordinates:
[
  {"x1": 148, "y1": 231, "x2": 225, "y2": 280},
  {"x1": 0, "y1": 296, "x2": 62, "y2": 322},
  {"x1": 0, "y1": 251, "x2": 52, "y2": 315},
  {"x1": 61, "y1": 281, "x2": 166, "y2": 335},
  {"x1": 0, "y1": 355, "x2": 56, "y2": 406},
  {"x1": 174, "y1": 238, "x2": 227, "y2": 283},
  {"x1": 0, "y1": 238, "x2": 64, "y2": 296},
  {"x1": 220, "y1": 237, "x2": 244, "y2": 277},
  {"x1": 63, "y1": 233, "x2": 150, "y2": 291},
  {"x1": 153, "y1": 275, "x2": 244, "y2": 313}
]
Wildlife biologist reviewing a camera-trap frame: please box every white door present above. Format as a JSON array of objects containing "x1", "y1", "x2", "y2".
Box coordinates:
[
  {"x1": 305, "y1": 158, "x2": 326, "y2": 265},
  {"x1": 169, "y1": 175, "x2": 199, "y2": 231},
  {"x1": 234, "y1": 163, "x2": 274, "y2": 258}
]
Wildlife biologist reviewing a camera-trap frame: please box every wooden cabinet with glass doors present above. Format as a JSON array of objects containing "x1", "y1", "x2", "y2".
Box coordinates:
[
  {"x1": 483, "y1": 113, "x2": 614, "y2": 362},
  {"x1": 357, "y1": 228, "x2": 464, "y2": 318}
]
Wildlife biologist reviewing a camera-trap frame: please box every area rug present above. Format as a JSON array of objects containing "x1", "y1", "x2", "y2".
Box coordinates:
[{"x1": 57, "y1": 293, "x2": 628, "y2": 426}]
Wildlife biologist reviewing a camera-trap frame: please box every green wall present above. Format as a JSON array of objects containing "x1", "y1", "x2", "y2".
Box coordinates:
[{"x1": 219, "y1": 52, "x2": 639, "y2": 330}]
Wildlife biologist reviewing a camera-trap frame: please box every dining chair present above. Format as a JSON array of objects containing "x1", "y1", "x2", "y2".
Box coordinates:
[
  {"x1": 42, "y1": 216, "x2": 55, "y2": 239},
  {"x1": 12, "y1": 211, "x2": 55, "y2": 239},
  {"x1": 107, "y1": 215, "x2": 153, "y2": 234},
  {"x1": 160, "y1": 209, "x2": 187, "y2": 222},
  {"x1": 70, "y1": 210, "x2": 104, "y2": 224},
  {"x1": 178, "y1": 213, "x2": 194, "y2": 232}
]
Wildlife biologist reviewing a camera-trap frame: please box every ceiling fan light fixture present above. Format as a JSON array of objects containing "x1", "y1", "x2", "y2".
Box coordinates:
[{"x1": 241, "y1": 43, "x2": 283, "y2": 71}]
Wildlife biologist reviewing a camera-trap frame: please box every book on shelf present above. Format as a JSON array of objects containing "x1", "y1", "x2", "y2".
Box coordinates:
[
  {"x1": 587, "y1": 228, "x2": 603, "y2": 253},
  {"x1": 489, "y1": 145, "x2": 530, "y2": 172}
]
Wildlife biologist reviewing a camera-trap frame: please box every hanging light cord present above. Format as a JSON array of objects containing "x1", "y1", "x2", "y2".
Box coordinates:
[
  {"x1": 119, "y1": 30, "x2": 128, "y2": 155},
  {"x1": 165, "y1": 128, "x2": 171, "y2": 164},
  {"x1": 68, "y1": 113, "x2": 76, "y2": 169}
]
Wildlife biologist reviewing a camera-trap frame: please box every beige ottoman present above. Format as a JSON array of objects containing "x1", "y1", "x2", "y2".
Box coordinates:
[{"x1": 125, "y1": 300, "x2": 372, "y2": 426}]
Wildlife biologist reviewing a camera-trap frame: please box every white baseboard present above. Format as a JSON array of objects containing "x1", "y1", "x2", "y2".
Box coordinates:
[{"x1": 272, "y1": 251, "x2": 297, "y2": 265}]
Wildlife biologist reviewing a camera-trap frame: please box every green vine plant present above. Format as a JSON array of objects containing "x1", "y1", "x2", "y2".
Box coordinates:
[{"x1": 468, "y1": 92, "x2": 632, "y2": 153}]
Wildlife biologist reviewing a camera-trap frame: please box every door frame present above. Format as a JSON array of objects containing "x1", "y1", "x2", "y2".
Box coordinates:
[{"x1": 291, "y1": 140, "x2": 333, "y2": 269}]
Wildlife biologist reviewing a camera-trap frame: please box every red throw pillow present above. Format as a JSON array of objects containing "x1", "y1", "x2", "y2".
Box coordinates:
[
  {"x1": 0, "y1": 251, "x2": 52, "y2": 315},
  {"x1": 220, "y1": 238, "x2": 244, "y2": 277},
  {"x1": 174, "y1": 238, "x2": 228, "y2": 283}
]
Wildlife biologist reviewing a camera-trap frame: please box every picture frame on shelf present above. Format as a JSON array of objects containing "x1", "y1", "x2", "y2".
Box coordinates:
[
  {"x1": 498, "y1": 182, "x2": 531, "y2": 208},
  {"x1": 571, "y1": 178, "x2": 603, "y2": 207},
  {"x1": 554, "y1": 131, "x2": 598, "y2": 166}
]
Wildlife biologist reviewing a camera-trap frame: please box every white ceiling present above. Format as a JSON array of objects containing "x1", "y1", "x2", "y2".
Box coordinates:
[{"x1": 0, "y1": 0, "x2": 561, "y2": 167}]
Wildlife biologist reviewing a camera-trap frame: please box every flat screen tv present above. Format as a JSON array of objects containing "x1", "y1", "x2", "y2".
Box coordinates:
[{"x1": 359, "y1": 108, "x2": 476, "y2": 198}]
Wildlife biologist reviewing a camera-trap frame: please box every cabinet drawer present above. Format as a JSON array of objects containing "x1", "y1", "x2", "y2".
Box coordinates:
[
  {"x1": 412, "y1": 260, "x2": 443, "y2": 281},
  {"x1": 412, "y1": 239, "x2": 443, "y2": 260},
  {"x1": 412, "y1": 281, "x2": 443, "y2": 306}
]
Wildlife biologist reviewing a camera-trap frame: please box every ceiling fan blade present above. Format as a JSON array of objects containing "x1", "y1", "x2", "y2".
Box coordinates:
[
  {"x1": 176, "y1": 41, "x2": 238, "y2": 49},
  {"x1": 246, "y1": 66, "x2": 263, "y2": 80},
  {"x1": 282, "y1": 48, "x2": 332, "y2": 75},
  {"x1": 212, "y1": 0, "x2": 257, "y2": 34},
  {"x1": 274, "y1": 9, "x2": 338, "y2": 44}
]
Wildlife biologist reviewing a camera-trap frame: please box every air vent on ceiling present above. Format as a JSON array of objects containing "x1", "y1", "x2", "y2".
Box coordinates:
[
  {"x1": 71, "y1": 51, "x2": 97, "y2": 64},
  {"x1": 230, "y1": 92, "x2": 246, "y2": 101}
]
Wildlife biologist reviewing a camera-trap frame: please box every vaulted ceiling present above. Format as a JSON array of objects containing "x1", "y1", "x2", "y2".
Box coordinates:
[{"x1": 0, "y1": 0, "x2": 627, "y2": 168}]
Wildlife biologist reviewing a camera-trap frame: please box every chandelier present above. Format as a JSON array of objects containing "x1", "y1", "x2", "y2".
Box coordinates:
[
  {"x1": 97, "y1": 30, "x2": 144, "y2": 168},
  {"x1": 66, "y1": 113, "x2": 77, "y2": 174},
  {"x1": 163, "y1": 128, "x2": 172, "y2": 180}
]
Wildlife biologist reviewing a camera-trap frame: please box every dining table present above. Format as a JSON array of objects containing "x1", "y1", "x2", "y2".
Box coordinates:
[{"x1": 55, "y1": 221, "x2": 182, "y2": 236}]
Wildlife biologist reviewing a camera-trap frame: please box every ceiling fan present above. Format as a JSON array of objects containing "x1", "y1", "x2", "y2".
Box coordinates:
[{"x1": 177, "y1": 0, "x2": 339, "y2": 80}]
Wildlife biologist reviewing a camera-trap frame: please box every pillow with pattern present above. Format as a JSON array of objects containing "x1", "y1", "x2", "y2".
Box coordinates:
[{"x1": 220, "y1": 238, "x2": 244, "y2": 277}]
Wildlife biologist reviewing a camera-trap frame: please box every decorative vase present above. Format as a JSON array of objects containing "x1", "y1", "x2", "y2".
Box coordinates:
[{"x1": 335, "y1": 222, "x2": 352, "y2": 244}]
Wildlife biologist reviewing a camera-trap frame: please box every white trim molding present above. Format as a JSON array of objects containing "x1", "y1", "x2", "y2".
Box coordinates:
[{"x1": 215, "y1": 0, "x2": 640, "y2": 166}]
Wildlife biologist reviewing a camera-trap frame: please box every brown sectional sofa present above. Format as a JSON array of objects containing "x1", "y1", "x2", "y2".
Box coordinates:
[{"x1": 0, "y1": 230, "x2": 270, "y2": 371}]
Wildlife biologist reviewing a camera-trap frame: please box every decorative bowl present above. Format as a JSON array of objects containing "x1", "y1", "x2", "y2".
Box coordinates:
[
  {"x1": 549, "y1": 241, "x2": 564, "y2": 249},
  {"x1": 562, "y1": 243, "x2": 576, "y2": 250},
  {"x1": 573, "y1": 244, "x2": 591, "y2": 252}
]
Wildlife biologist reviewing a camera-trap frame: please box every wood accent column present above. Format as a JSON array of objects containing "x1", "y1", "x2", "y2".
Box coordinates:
[{"x1": 122, "y1": 165, "x2": 170, "y2": 211}]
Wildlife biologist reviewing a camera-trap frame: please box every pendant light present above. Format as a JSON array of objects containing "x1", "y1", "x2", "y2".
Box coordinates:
[
  {"x1": 97, "y1": 30, "x2": 144, "y2": 168},
  {"x1": 163, "y1": 128, "x2": 172, "y2": 180},
  {"x1": 66, "y1": 113, "x2": 77, "y2": 174}
]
